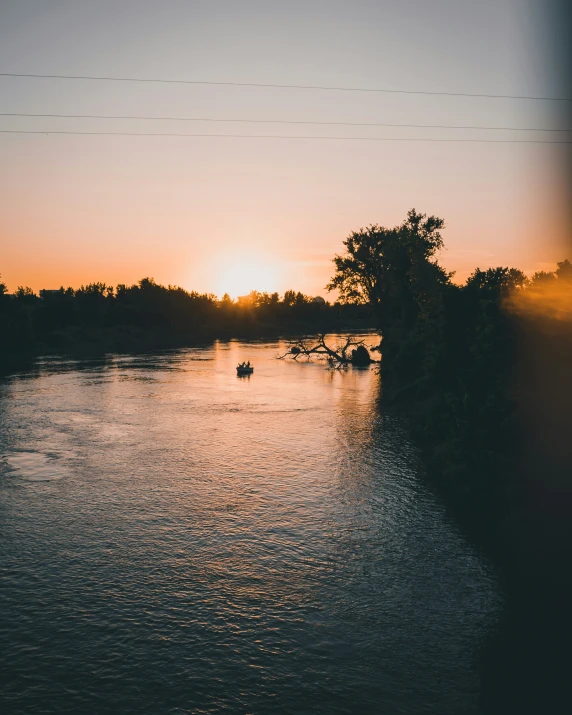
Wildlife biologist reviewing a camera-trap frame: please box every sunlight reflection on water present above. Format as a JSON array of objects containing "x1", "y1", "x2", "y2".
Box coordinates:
[
  {"x1": 2, "y1": 451, "x2": 68, "y2": 481},
  {"x1": 0, "y1": 338, "x2": 501, "y2": 714}
]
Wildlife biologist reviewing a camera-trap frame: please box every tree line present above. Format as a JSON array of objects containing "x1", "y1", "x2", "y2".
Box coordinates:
[{"x1": 0, "y1": 278, "x2": 372, "y2": 358}]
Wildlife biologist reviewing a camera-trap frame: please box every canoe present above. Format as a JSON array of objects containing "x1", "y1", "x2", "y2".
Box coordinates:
[{"x1": 236, "y1": 365, "x2": 254, "y2": 375}]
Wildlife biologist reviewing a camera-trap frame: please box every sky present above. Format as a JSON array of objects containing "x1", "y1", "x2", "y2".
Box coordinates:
[{"x1": 1, "y1": 0, "x2": 570, "y2": 297}]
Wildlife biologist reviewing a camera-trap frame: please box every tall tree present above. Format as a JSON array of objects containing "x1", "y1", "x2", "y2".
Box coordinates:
[
  {"x1": 327, "y1": 209, "x2": 452, "y2": 387},
  {"x1": 327, "y1": 209, "x2": 450, "y2": 337}
]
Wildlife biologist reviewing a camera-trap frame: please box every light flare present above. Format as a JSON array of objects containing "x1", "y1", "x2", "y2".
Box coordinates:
[{"x1": 213, "y1": 255, "x2": 281, "y2": 299}]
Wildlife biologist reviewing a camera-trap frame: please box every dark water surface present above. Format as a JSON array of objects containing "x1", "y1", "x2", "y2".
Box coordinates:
[{"x1": 0, "y1": 340, "x2": 501, "y2": 714}]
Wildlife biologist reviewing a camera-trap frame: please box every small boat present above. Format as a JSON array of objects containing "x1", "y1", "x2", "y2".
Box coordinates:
[{"x1": 236, "y1": 362, "x2": 254, "y2": 375}]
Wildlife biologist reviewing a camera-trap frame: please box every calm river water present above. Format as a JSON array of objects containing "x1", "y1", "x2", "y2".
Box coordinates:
[{"x1": 0, "y1": 339, "x2": 502, "y2": 714}]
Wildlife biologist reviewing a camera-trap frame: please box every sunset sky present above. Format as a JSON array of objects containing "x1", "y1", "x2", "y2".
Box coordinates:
[{"x1": 1, "y1": 0, "x2": 569, "y2": 297}]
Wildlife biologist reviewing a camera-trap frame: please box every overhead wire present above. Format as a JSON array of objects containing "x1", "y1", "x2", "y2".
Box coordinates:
[
  {"x1": 1, "y1": 72, "x2": 570, "y2": 102},
  {"x1": 1, "y1": 112, "x2": 569, "y2": 133}
]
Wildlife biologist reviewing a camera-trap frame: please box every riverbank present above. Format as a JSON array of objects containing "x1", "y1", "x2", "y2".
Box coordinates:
[{"x1": 384, "y1": 308, "x2": 572, "y2": 713}]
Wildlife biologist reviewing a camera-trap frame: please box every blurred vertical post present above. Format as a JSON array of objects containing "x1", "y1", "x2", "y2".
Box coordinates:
[
  {"x1": 495, "y1": 2, "x2": 572, "y2": 712},
  {"x1": 515, "y1": 0, "x2": 571, "y2": 579}
]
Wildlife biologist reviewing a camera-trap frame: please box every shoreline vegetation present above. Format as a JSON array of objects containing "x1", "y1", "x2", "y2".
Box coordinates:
[
  {"x1": 322, "y1": 210, "x2": 571, "y2": 574},
  {"x1": 0, "y1": 281, "x2": 375, "y2": 370}
]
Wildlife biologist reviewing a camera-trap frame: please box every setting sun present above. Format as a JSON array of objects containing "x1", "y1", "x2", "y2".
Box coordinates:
[{"x1": 213, "y1": 255, "x2": 281, "y2": 299}]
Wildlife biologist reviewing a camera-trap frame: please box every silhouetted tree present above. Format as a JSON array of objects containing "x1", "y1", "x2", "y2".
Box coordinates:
[
  {"x1": 328, "y1": 209, "x2": 452, "y2": 388},
  {"x1": 327, "y1": 208, "x2": 572, "y2": 589},
  {"x1": 0, "y1": 274, "x2": 372, "y2": 358}
]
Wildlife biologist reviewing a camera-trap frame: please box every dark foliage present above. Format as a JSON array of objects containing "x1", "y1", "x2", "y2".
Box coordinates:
[
  {"x1": 0, "y1": 279, "x2": 374, "y2": 362},
  {"x1": 329, "y1": 210, "x2": 571, "y2": 580}
]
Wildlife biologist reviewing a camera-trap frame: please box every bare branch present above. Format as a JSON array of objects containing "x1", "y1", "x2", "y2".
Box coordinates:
[{"x1": 278, "y1": 334, "x2": 378, "y2": 367}]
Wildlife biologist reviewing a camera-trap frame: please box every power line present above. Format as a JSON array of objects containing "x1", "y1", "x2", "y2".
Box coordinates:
[
  {"x1": 1, "y1": 112, "x2": 569, "y2": 133},
  {"x1": 1, "y1": 129, "x2": 570, "y2": 143},
  {"x1": 1, "y1": 72, "x2": 570, "y2": 102}
]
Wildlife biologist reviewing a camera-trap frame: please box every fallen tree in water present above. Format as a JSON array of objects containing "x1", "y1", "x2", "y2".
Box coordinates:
[{"x1": 278, "y1": 334, "x2": 378, "y2": 367}]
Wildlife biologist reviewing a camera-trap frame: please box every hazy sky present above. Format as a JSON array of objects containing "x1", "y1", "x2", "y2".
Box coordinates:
[{"x1": 1, "y1": 0, "x2": 569, "y2": 297}]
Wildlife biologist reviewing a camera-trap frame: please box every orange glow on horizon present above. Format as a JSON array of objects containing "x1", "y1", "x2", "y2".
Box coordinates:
[{"x1": 211, "y1": 255, "x2": 281, "y2": 299}]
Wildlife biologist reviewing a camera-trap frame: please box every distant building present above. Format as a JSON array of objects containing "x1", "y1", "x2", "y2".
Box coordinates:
[
  {"x1": 39, "y1": 289, "x2": 61, "y2": 299},
  {"x1": 312, "y1": 295, "x2": 326, "y2": 305}
]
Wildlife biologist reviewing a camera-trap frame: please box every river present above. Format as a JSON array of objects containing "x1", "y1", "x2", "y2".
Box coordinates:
[{"x1": 0, "y1": 338, "x2": 502, "y2": 714}]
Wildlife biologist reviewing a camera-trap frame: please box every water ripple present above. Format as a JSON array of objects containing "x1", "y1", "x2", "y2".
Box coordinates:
[{"x1": 0, "y1": 338, "x2": 501, "y2": 714}]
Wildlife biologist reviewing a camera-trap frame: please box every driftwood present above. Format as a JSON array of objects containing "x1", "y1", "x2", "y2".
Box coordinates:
[{"x1": 278, "y1": 334, "x2": 378, "y2": 368}]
